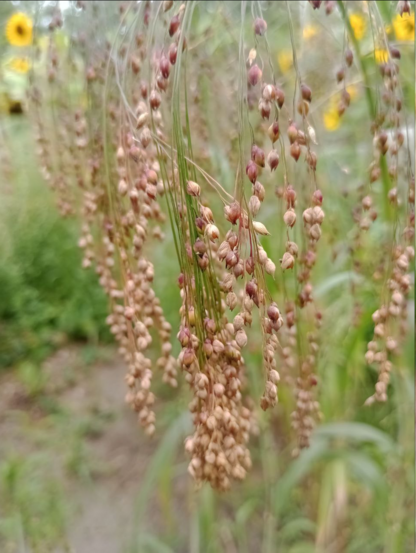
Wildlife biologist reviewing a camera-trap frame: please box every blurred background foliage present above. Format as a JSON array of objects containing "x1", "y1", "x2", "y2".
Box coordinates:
[
  {"x1": 0, "y1": 120, "x2": 111, "y2": 368},
  {"x1": 0, "y1": 1, "x2": 414, "y2": 552}
]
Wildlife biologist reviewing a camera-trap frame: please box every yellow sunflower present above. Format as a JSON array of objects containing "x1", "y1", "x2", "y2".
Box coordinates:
[
  {"x1": 5, "y1": 12, "x2": 33, "y2": 47},
  {"x1": 303, "y1": 24, "x2": 318, "y2": 40},
  {"x1": 323, "y1": 106, "x2": 341, "y2": 131},
  {"x1": 277, "y1": 49, "x2": 292, "y2": 74},
  {"x1": 393, "y1": 13, "x2": 415, "y2": 41},
  {"x1": 349, "y1": 13, "x2": 366, "y2": 40},
  {"x1": 374, "y1": 49, "x2": 389, "y2": 63},
  {"x1": 8, "y1": 57, "x2": 31, "y2": 74},
  {"x1": 346, "y1": 84, "x2": 359, "y2": 100}
]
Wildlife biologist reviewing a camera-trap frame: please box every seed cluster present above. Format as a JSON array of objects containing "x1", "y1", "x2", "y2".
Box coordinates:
[{"x1": 25, "y1": 0, "x2": 414, "y2": 489}]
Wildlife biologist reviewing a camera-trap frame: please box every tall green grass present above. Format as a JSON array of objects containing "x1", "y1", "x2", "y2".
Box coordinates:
[{"x1": 0, "y1": 118, "x2": 110, "y2": 368}]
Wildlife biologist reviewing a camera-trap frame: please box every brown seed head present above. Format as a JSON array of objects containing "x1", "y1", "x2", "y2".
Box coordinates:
[
  {"x1": 246, "y1": 160, "x2": 258, "y2": 183},
  {"x1": 345, "y1": 48, "x2": 354, "y2": 67},
  {"x1": 267, "y1": 149, "x2": 280, "y2": 171},
  {"x1": 248, "y1": 64, "x2": 262, "y2": 86},
  {"x1": 251, "y1": 145, "x2": 266, "y2": 167},
  {"x1": 301, "y1": 83, "x2": 312, "y2": 102},
  {"x1": 254, "y1": 17, "x2": 267, "y2": 36},
  {"x1": 268, "y1": 121, "x2": 280, "y2": 143},
  {"x1": 281, "y1": 251, "x2": 295, "y2": 270},
  {"x1": 160, "y1": 56, "x2": 170, "y2": 78},
  {"x1": 187, "y1": 180, "x2": 201, "y2": 196},
  {"x1": 169, "y1": 14, "x2": 180, "y2": 37}
]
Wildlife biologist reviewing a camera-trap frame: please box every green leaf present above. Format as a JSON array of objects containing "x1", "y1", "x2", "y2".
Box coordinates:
[{"x1": 313, "y1": 422, "x2": 395, "y2": 453}]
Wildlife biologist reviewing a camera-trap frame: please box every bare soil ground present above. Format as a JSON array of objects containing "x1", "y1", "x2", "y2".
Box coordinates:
[{"x1": 0, "y1": 346, "x2": 189, "y2": 553}]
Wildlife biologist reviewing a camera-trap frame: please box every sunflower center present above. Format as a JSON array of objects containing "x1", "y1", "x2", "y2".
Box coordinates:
[{"x1": 16, "y1": 24, "x2": 24, "y2": 35}]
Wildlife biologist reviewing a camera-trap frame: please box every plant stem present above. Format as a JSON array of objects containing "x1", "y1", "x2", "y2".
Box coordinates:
[{"x1": 336, "y1": 0, "x2": 391, "y2": 221}]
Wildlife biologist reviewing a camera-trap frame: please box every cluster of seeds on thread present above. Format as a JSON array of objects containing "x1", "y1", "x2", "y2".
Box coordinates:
[{"x1": 26, "y1": 0, "x2": 414, "y2": 490}]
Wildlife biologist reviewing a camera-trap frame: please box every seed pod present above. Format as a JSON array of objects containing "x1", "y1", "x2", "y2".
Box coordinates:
[
  {"x1": 206, "y1": 224, "x2": 220, "y2": 241},
  {"x1": 269, "y1": 369, "x2": 280, "y2": 384},
  {"x1": 301, "y1": 83, "x2": 312, "y2": 102},
  {"x1": 342, "y1": 89, "x2": 351, "y2": 108},
  {"x1": 248, "y1": 48, "x2": 257, "y2": 65},
  {"x1": 287, "y1": 122, "x2": 298, "y2": 144},
  {"x1": 233, "y1": 314, "x2": 244, "y2": 331},
  {"x1": 258, "y1": 247, "x2": 268, "y2": 265},
  {"x1": 388, "y1": 187, "x2": 398, "y2": 204},
  {"x1": 213, "y1": 383, "x2": 225, "y2": 397},
  {"x1": 163, "y1": 0, "x2": 173, "y2": 11},
  {"x1": 160, "y1": 56, "x2": 170, "y2": 78},
  {"x1": 312, "y1": 189, "x2": 323, "y2": 206},
  {"x1": 203, "y1": 339, "x2": 213, "y2": 357},
  {"x1": 254, "y1": 17, "x2": 267, "y2": 35},
  {"x1": 267, "y1": 149, "x2": 280, "y2": 171},
  {"x1": 225, "y1": 231, "x2": 238, "y2": 250},
  {"x1": 370, "y1": 166, "x2": 381, "y2": 182},
  {"x1": 149, "y1": 90, "x2": 161, "y2": 110},
  {"x1": 268, "y1": 121, "x2": 280, "y2": 142},
  {"x1": 251, "y1": 145, "x2": 265, "y2": 167},
  {"x1": 262, "y1": 84, "x2": 276, "y2": 101},
  {"x1": 398, "y1": 1, "x2": 411, "y2": 16},
  {"x1": 325, "y1": 0, "x2": 335, "y2": 14},
  {"x1": 313, "y1": 206, "x2": 325, "y2": 224},
  {"x1": 306, "y1": 151, "x2": 318, "y2": 170},
  {"x1": 193, "y1": 238, "x2": 206, "y2": 255},
  {"x1": 265, "y1": 259, "x2": 276, "y2": 276},
  {"x1": 362, "y1": 195, "x2": 372, "y2": 210},
  {"x1": 284, "y1": 187, "x2": 298, "y2": 211},
  {"x1": 309, "y1": 0, "x2": 322, "y2": 8},
  {"x1": 169, "y1": 42, "x2": 178, "y2": 65},
  {"x1": 390, "y1": 46, "x2": 401, "y2": 59},
  {"x1": 297, "y1": 131, "x2": 306, "y2": 146},
  {"x1": 345, "y1": 48, "x2": 354, "y2": 67},
  {"x1": 225, "y1": 200, "x2": 241, "y2": 224},
  {"x1": 169, "y1": 14, "x2": 180, "y2": 36},
  {"x1": 249, "y1": 195, "x2": 261, "y2": 216},
  {"x1": 245, "y1": 256, "x2": 255, "y2": 275},
  {"x1": 275, "y1": 86, "x2": 285, "y2": 108},
  {"x1": 309, "y1": 223, "x2": 322, "y2": 240},
  {"x1": 267, "y1": 303, "x2": 280, "y2": 321},
  {"x1": 218, "y1": 240, "x2": 230, "y2": 260},
  {"x1": 235, "y1": 330, "x2": 248, "y2": 348},
  {"x1": 200, "y1": 205, "x2": 214, "y2": 222},
  {"x1": 253, "y1": 181, "x2": 265, "y2": 201},
  {"x1": 281, "y1": 251, "x2": 295, "y2": 270},
  {"x1": 283, "y1": 207, "x2": 296, "y2": 227},
  {"x1": 246, "y1": 279, "x2": 258, "y2": 299},
  {"x1": 118, "y1": 179, "x2": 128, "y2": 196},
  {"x1": 297, "y1": 100, "x2": 309, "y2": 116},
  {"x1": 225, "y1": 250, "x2": 238, "y2": 268},
  {"x1": 226, "y1": 292, "x2": 238, "y2": 310},
  {"x1": 182, "y1": 347, "x2": 195, "y2": 367},
  {"x1": 157, "y1": 75, "x2": 169, "y2": 91},
  {"x1": 136, "y1": 112, "x2": 149, "y2": 129},
  {"x1": 147, "y1": 169, "x2": 158, "y2": 184},
  {"x1": 290, "y1": 142, "x2": 301, "y2": 162},
  {"x1": 253, "y1": 221, "x2": 270, "y2": 235},
  {"x1": 178, "y1": 327, "x2": 191, "y2": 346},
  {"x1": 286, "y1": 241, "x2": 298, "y2": 257},
  {"x1": 336, "y1": 67, "x2": 345, "y2": 82},
  {"x1": 140, "y1": 128, "x2": 152, "y2": 148},
  {"x1": 258, "y1": 99, "x2": 271, "y2": 119},
  {"x1": 248, "y1": 64, "x2": 262, "y2": 86},
  {"x1": 187, "y1": 180, "x2": 201, "y2": 196},
  {"x1": 140, "y1": 81, "x2": 148, "y2": 99},
  {"x1": 246, "y1": 160, "x2": 258, "y2": 183}
]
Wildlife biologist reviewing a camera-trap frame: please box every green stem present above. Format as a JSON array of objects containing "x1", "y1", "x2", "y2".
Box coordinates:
[{"x1": 336, "y1": 0, "x2": 391, "y2": 221}]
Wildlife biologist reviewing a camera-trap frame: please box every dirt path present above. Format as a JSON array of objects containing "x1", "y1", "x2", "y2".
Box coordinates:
[{"x1": 0, "y1": 346, "x2": 189, "y2": 553}]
